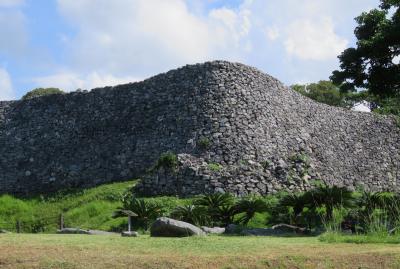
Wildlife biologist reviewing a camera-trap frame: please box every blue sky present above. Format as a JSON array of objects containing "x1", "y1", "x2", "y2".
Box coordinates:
[{"x1": 0, "y1": 0, "x2": 380, "y2": 100}]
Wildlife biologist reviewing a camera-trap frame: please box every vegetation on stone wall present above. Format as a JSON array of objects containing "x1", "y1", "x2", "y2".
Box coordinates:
[{"x1": 22, "y1": 87, "x2": 65, "y2": 100}]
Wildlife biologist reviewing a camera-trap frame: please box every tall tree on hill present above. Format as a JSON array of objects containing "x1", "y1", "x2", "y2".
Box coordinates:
[
  {"x1": 291, "y1": 81, "x2": 349, "y2": 108},
  {"x1": 330, "y1": 0, "x2": 400, "y2": 99}
]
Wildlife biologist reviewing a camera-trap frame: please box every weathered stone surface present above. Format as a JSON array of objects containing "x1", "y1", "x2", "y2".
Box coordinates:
[
  {"x1": 150, "y1": 217, "x2": 205, "y2": 237},
  {"x1": 201, "y1": 226, "x2": 225, "y2": 234},
  {"x1": 0, "y1": 61, "x2": 399, "y2": 195},
  {"x1": 57, "y1": 228, "x2": 90, "y2": 234},
  {"x1": 121, "y1": 231, "x2": 139, "y2": 237},
  {"x1": 271, "y1": 224, "x2": 310, "y2": 234}
]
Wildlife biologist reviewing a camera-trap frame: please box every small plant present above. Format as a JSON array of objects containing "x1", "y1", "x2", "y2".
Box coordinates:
[
  {"x1": 207, "y1": 162, "x2": 222, "y2": 172},
  {"x1": 261, "y1": 160, "x2": 271, "y2": 169},
  {"x1": 153, "y1": 152, "x2": 178, "y2": 171},
  {"x1": 198, "y1": 137, "x2": 211, "y2": 150}
]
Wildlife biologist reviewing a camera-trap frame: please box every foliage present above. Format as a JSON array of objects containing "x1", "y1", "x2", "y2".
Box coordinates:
[
  {"x1": 171, "y1": 205, "x2": 210, "y2": 226},
  {"x1": 235, "y1": 196, "x2": 269, "y2": 225},
  {"x1": 0, "y1": 181, "x2": 135, "y2": 233},
  {"x1": 309, "y1": 185, "x2": 355, "y2": 221},
  {"x1": 22, "y1": 88, "x2": 64, "y2": 100},
  {"x1": 115, "y1": 194, "x2": 163, "y2": 230},
  {"x1": 194, "y1": 193, "x2": 235, "y2": 226},
  {"x1": 197, "y1": 137, "x2": 211, "y2": 150},
  {"x1": 207, "y1": 162, "x2": 222, "y2": 172},
  {"x1": 330, "y1": 0, "x2": 400, "y2": 98},
  {"x1": 291, "y1": 81, "x2": 349, "y2": 107},
  {"x1": 152, "y1": 152, "x2": 178, "y2": 171}
]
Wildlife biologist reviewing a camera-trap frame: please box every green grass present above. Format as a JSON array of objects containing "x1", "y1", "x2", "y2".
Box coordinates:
[
  {"x1": 0, "y1": 181, "x2": 191, "y2": 233},
  {"x1": 1, "y1": 234, "x2": 400, "y2": 268},
  {"x1": 319, "y1": 232, "x2": 400, "y2": 244}
]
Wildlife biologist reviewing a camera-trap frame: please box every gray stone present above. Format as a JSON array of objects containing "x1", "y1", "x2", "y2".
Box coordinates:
[
  {"x1": 201, "y1": 226, "x2": 225, "y2": 234},
  {"x1": 150, "y1": 217, "x2": 205, "y2": 237},
  {"x1": 0, "y1": 61, "x2": 399, "y2": 196},
  {"x1": 121, "y1": 231, "x2": 139, "y2": 237},
  {"x1": 57, "y1": 228, "x2": 90, "y2": 234},
  {"x1": 87, "y1": 230, "x2": 119, "y2": 236}
]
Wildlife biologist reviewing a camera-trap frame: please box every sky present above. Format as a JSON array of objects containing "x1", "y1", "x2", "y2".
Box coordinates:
[{"x1": 0, "y1": 0, "x2": 380, "y2": 101}]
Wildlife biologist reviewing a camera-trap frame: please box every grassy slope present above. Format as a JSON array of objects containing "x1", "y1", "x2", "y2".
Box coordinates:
[
  {"x1": 1, "y1": 234, "x2": 400, "y2": 269},
  {"x1": 0, "y1": 181, "x2": 267, "y2": 233},
  {"x1": 0, "y1": 181, "x2": 190, "y2": 233}
]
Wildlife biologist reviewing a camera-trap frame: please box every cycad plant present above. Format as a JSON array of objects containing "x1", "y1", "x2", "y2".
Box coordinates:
[
  {"x1": 171, "y1": 205, "x2": 210, "y2": 226},
  {"x1": 235, "y1": 196, "x2": 269, "y2": 225},
  {"x1": 278, "y1": 192, "x2": 312, "y2": 225},
  {"x1": 113, "y1": 194, "x2": 163, "y2": 230},
  {"x1": 194, "y1": 193, "x2": 236, "y2": 226},
  {"x1": 309, "y1": 185, "x2": 355, "y2": 221}
]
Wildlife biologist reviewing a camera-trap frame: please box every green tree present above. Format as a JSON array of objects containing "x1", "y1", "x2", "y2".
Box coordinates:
[
  {"x1": 330, "y1": 0, "x2": 400, "y2": 98},
  {"x1": 291, "y1": 81, "x2": 348, "y2": 107},
  {"x1": 22, "y1": 88, "x2": 65, "y2": 100}
]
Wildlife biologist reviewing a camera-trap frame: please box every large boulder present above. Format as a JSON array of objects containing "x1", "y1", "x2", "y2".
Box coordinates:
[{"x1": 150, "y1": 217, "x2": 205, "y2": 237}]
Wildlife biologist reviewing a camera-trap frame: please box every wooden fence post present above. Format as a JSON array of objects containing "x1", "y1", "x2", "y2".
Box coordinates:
[
  {"x1": 59, "y1": 213, "x2": 64, "y2": 230},
  {"x1": 16, "y1": 220, "x2": 21, "y2": 233}
]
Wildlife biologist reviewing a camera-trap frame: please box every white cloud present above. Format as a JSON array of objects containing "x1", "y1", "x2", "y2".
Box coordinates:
[
  {"x1": 34, "y1": 71, "x2": 140, "y2": 92},
  {"x1": 0, "y1": 68, "x2": 15, "y2": 101},
  {"x1": 284, "y1": 17, "x2": 348, "y2": 61},
  {"x1": 0, "y1": 0, "x2": 25, "y2": 7},
  {"x1": 265, "y1": 26, "x2": 279, "y2": 41},
  {"x1": 0, "y1": 10, "x2": 28, "y2": 56},
  {"x1": 56, "y1": 0, "x2": 252, "y2": 76}
]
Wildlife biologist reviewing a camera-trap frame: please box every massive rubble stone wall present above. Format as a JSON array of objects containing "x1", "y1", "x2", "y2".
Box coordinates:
[{"x1": 0, "y1": 61, "x2": 399, "y2": 196}]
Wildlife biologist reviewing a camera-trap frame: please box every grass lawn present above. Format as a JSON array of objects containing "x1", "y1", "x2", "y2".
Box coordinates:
[{"x1": 1, "y1": 234, "x2": 400, "y2": 269}]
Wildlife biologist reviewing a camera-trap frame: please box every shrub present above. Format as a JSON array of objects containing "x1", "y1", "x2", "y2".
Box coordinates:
[
  {"x1": 171, "y1": 205, "x2": 210, "y2": 226},
  {"x1": 207, "y1": 162, "x2": 222, "y2": 172},
  {"x1": 198, "y1": 137, "x2": 211, "y2": 150},
  {"x1": 235, "y1": 196, "x2": 269, "y2": 225},
  {"x1": 22, "y1": 88, "x2": 64, "y2": 100},
  {"x1": 114, "y1": 194, "x2": 163, "y2": 230},
  {"x1": 153, "y1": 152, "x2": 178, "y2": 171}
]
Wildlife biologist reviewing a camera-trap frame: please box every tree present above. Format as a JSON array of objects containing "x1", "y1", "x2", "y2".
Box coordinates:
[
  {"x1": 291, "y1": 81, "x2": 349, "y2": 107},
  {"x1": 22, "y1": 88, "x2": 65, "y2": 100},
  {"x1": 331, "y1": 0, "x2": 400, "y2": 98}
]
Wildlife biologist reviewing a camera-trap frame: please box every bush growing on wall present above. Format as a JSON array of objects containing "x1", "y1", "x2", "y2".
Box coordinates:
[{"x1": 22, "y1": 88, "x2": 65, "y2": 100}]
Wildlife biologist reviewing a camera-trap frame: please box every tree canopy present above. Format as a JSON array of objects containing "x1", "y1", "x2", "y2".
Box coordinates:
[
  {"x1": 22, "y1": 88, "x2": 65, "y2": 100},
  {"x1": 330, "y1": 0, "x2": 400, "y2": 98},
  {"x1": 291, "y1": 81, "x2": 349, "y2": 108}
]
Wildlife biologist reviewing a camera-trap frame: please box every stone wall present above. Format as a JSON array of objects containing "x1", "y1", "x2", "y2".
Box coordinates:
[{"x1": 0, "y1": 61, "x2": 399, "y2": 196}]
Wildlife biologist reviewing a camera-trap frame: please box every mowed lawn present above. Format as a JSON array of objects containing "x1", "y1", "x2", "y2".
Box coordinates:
[{"x1": 1, "y1": 234, "x2": 400, "y2": 269}]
